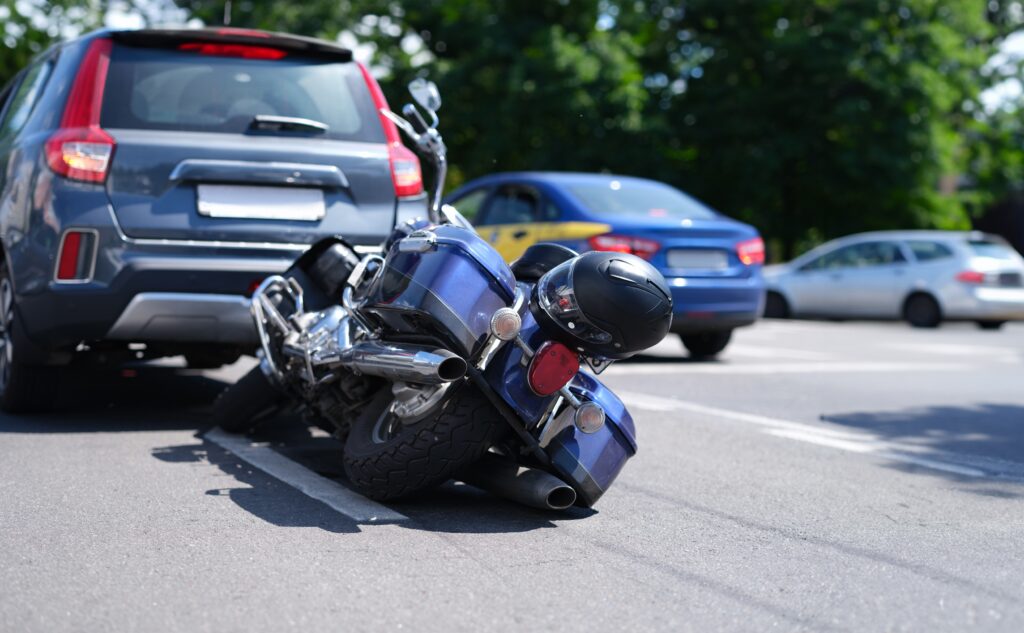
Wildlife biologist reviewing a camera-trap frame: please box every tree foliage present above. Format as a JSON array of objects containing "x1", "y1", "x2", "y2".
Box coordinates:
[{"x1": 6, "y1": 0, "x2": 1023, "y2": 257}]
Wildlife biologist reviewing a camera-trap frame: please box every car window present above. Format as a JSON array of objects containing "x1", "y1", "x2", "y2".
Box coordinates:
[
  {"x1": 448, "y1": 188, "x2": 489, "y2": 221},
  {"x1": 479, "y1": 186, "x2": 541, "y2": 225},
  {"x1": 814, "y1": 242, "x2": 905, "y2": 270},
  {"x1": 566, "y1": 178, "x2": 716, "y2": 221},
  {"x1": 542, "y1": 200, "x2": 561, "y2": 222},
  {"x1": 0, "y1": 61, "x2": 53, "y2": 139},
  {"x1": 101, "y1": 44, "x2": 382, "y2": 142},
  {"x1": 967, "y1": 239, "x2": 1017, "y2": 260},
  {"x1": 906, "y1": 240, "x2": 953, "y2": 262}
]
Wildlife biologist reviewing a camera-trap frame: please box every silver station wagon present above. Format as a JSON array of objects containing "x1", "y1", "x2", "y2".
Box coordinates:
[{"x1": 762, "y1": 231, "x2": 1024, "y2": 329}]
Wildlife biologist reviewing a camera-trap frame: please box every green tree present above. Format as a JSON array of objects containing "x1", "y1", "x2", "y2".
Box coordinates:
[
  {"x1": 622, "y1": 0, "x2": 1019, "y2": 258},
  {"x1": 0, "y1": 1, "x2": 102, "y2": 86}
]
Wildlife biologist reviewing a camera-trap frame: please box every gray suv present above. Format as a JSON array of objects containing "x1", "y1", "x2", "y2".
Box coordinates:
[{"x1": 0, "y1": 27, "x2": 426, "y2": 411}]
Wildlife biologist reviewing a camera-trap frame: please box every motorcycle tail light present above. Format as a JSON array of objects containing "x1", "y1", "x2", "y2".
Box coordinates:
[{"x1": 527, "y1": 341, "x2": 579, "y2": 396}]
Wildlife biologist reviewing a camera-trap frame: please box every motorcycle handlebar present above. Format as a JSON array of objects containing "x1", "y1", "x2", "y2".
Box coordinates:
[{"x1": 402, "y1": 103, "x2": 430, "y2": 135}]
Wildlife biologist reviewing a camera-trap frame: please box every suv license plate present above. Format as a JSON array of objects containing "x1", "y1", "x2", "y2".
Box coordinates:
[{"x1": 196, "y1": 185, "x2": 326, "y2": 221}]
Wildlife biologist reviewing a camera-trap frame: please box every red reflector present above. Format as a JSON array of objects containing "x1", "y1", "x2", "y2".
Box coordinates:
[
  {"x1": 178, "y1": 42, "x2": 287, "y2": 59},
  {"x1": 587, "y1": 234, "x2": 660, "y2": 260},
  {"x1": 57, "y1": 232, "x2": 83, "y2": 280},
  {"x1": 736, "y1": 237, "x2": 765, "y2": 266},
  {"x1": 527, "y1": 341, "x2": 580, "y2": 396},
  {"x1": 956, "y1": 270, "x2": 986, "y2": 284},
  {"x1": 357, "y1": 62, "x2": 424, "y2": 198}
]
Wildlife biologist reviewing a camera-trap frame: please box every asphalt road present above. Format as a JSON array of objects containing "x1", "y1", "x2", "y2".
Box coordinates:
[{"x1": 2, "y1": 319, "x2": 1023, "y2": 632}]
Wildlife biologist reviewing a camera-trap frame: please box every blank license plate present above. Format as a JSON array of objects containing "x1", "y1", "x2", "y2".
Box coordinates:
[
  {"x1": 196, "y1": 185, "x2": 325, "y2": 221},
  {"x1": 667, "y1": 249, "x2": 729, "y2": 269}
]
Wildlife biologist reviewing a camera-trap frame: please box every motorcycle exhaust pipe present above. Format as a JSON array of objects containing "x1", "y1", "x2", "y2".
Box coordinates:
[
  {"x1": 337, "y1": 340, "x2": 467, "y2": 385},
  {"x1": 459, "y1": 453, "x2": 577, "y2": 511}
]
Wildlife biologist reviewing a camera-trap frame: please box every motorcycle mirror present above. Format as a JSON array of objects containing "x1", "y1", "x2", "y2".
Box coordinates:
[{"x1": 409, "y1": 78, "x2": 442, "y2": 113}]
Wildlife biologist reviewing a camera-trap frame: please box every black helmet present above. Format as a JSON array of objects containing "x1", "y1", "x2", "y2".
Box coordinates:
[{"x1": 532, "y1": 251, "x2": 673, "y2": 359}]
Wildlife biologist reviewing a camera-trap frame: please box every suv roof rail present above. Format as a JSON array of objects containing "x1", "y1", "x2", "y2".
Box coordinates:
[{"x1": 107, "y1": 27, "x2": 353, "y2": 61}]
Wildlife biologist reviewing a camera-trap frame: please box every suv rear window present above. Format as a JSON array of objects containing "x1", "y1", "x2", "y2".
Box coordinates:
[
  {"x1": 567, "y1": 179, "x2": 717, "y2": 221},
  {"x1": 101, "y1": 44, "x2": 383, "y2": 143},
  {"x1": 968, "y1": 239, "x2": 1017, "y2": 260}
]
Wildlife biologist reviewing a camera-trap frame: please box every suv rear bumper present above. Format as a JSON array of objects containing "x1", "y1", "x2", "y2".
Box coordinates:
[
  {"x1": 16, "y1": 242, "x2": 298, "y2": 354},
  {"x1": 106, "y1": 293, "x2": 255, "y2": 344}
]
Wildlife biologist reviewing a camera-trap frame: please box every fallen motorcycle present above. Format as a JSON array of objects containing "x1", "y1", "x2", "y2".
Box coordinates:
[{"x1": 214, "y1": 79, "x2": 673, "y2": 509}]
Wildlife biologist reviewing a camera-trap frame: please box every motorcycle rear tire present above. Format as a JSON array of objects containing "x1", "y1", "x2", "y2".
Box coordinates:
[
  {"x1": 343, "y1": 382, "x2": 504, "y2": 501},
  {"x1": 212, "y1": 366, "x2": 284, "y2": 433}
]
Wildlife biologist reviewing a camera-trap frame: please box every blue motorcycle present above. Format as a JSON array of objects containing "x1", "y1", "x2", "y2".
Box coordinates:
[{"x1": 215, "y1": 80, "x2": 673, "y2": 509}]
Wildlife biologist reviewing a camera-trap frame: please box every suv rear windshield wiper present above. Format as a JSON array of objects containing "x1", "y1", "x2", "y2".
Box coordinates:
[{"x1": 248, "y1": 115, "x2": 329, "y2": 134}]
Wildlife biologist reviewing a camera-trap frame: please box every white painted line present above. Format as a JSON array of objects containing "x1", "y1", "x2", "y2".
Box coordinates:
[
  {"x1": 609, "y1": 361, "x2": 969, "y2": 376},
  {"x1": 617, "y1": 391, "x2": 1024, "y2": 480},
  {"x1": 724, "y1": 345, "x2": 835, "y2": 361},
  {"x1": 204, "y1": 427, "x2": 408, "y2": 523}
]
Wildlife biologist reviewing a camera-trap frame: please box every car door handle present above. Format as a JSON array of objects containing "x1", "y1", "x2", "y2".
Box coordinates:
[{"x1": 512, "y1": 230, "x2": 529, "y2": 239}]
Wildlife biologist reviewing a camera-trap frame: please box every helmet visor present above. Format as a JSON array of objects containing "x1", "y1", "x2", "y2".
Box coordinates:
[{"x1": 536, "y1": 259, "x2": 614, "y2": 347}]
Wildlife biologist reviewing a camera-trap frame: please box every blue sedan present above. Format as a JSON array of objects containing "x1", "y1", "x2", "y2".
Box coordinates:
[{"x1": 445, "y1": 172, "x2": 766, "y2": 358}]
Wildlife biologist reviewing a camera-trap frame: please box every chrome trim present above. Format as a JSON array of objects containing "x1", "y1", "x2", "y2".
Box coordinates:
[
  {"x1": 476, "y1": 287, "x2": 526, "y2": 371},
  {"x1": 335, "y1": 341, "x2": 467, "y2": 385},
  {"x1": 106, "y1": 292, "x2": 256, "y2": 343},
  {"x1": 52, "y1": 228, "x2": 99, "y2": 285},
  {"x1": 103, "y1": 202, "x2": 382, "y2": 254}
]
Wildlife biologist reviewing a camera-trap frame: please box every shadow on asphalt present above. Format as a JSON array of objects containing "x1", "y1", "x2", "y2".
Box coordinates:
[
  {"x1": 823, "y1": 403, "x2": 1024, "y2": 463},
  {"x1": 822, "y1": 403, "x2": 1024, "y2": 493},
  {"x1": 0, "y1": 365, "x2": 227, "y2": 433},
  {"x1": 153, "y1": 435, "x2": 595, "y2": 535}
]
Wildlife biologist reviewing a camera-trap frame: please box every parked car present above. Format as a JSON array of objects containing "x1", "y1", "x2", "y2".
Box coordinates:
[
  {"x1": 445, "y1": 172, "x2": 766, "y2": 358},
  {"x1": 762, "y1": 230, "x2": 1024, "y2": 329},
  {"x1": 0, "y1": 27, "x2": 428, "y2": 411}
]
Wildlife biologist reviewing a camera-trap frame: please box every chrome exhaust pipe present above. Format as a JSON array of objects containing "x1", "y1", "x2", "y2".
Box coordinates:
[
  {"x1": 336, "y1": 340, "x2": 467, "y2": 385},
  {"x1": 459, "y1": 453, "x2": 577, "y2": 511}
]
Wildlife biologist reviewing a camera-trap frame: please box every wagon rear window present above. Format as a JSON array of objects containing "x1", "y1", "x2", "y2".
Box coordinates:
[{"x1": 101, "y1": 44, "x2": 383, "y2": 142}]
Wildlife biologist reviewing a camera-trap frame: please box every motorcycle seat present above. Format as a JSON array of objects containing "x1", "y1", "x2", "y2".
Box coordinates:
[{"x1": 510, "y1": 243, "x2": 579, "y2": 282}]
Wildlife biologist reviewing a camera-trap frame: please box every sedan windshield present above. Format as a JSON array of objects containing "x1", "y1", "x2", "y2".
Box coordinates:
[{"x1": 567, "y1": 179, "x2": 717, "y2": 221}]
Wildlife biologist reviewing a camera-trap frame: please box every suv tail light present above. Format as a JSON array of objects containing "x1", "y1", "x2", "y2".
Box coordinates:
[
  {"x1": 178, "y1": 42, "x2": 287, "y2": 59},
  {"x1": 55, "y1": 230, "x2": 97, "y2": 282},
  {"x1": 736, "y1": 237, "x2": 765, "y2": 266},
  {"x1": 527, "y1": 341, "x2": 580, "y2": 396},
  {"x1": 45, "y1": 38, "x2": 115, "y2": 183},
  {"x1": 587, "y1": 234, "x2": 660, "y2": 260},
  {"x1": 357, "y1": 62, "x2": 424, "y2": 198}
]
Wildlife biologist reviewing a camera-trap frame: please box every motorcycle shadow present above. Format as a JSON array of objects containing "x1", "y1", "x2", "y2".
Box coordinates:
[{"x1": 153, "y1": 418, "x2": 596, "y2": 535}]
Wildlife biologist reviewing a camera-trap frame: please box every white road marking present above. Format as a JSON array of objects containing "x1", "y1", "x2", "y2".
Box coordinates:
[
  {"x1": 610, "y1": 361, "x2": 969, "y2": 376},
  {"x1": 617, "y1": 391, "x2": 1024, "y2": 480},
  {"x1": 887, "y1": 343, "x2": 1022, "y2": 364},
  {"x1": 204, "y1": 427, "x2": 408, "y2": 523},
  {"x1": 723, "y1": 345, "x2": 835, "y2": 361}
]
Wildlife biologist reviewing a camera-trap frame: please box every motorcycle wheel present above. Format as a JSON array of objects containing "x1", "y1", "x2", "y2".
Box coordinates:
[
  {"x1": 343, "y1": 381, "x2": 505, "y2": 501},
  {"x1": 212, "y1": 366, "x2": 285, "y2": 433}
]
